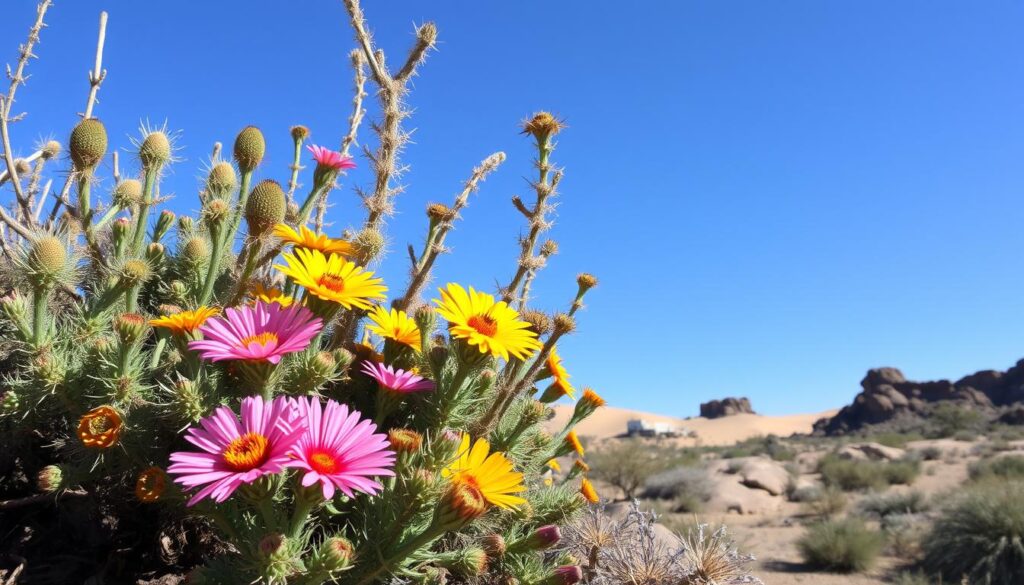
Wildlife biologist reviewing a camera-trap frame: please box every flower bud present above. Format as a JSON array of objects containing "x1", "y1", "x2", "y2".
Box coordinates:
[
  {"x1": 481, "y1": 533, "x2": 506, "y2": 558},
  {"x1": 437, "y1": 480, "x2": 488, "y2": 529},
  {"x1": 112, "y1": 217, "x2": 132, "y2": 247},
  {"x1": 173, "y1": 378, "x2": 205, "y2": 423},
  {"x1": 245, "y1": 180, "x2": 287, "y2": 236},
  {"x1": 69, "y1": 118, "x2": 107, "y2": 172},
  {"x1": 37, "y1": 465, "x2": 64, "y2": 493},
  {"x1": 0, "y1": 390, "x2": 18, "y2": 413},
  {"x1": 509, "y1": 525, "x2": 561, "y2": 553},
  {"x1": 114, "y1": 312, "x2": 149, "y2": 345},
  {"x1": 352, "y1": 228, "x2": 385, "y2": 264},
  {"x1": 312, "y1": 536, "x2": 354, "y2": 572},
  {"x1": 168, "y1": 280, "x2": 188, "y2": 302},
  {"x1": 521, "y1": 112, "x2": 565, "y2": 142},
  {"x1": 112, "y1": 179, "x2": 143, "y2": 208},
  {"x1": 203, "y1": 198, "x2": 230, "y2": 229},
  {"x1": 27, "y1": 235, "x2": 68, "y2": 283},
  {"x1": 233, "y1": 126, "x2": 265, "y2": 173},
  {"x1": 259, "y1": 533, "x2": 287, "y2": 558},
  {"x1": 153, "y1": 210, "x2": 176, "y2": 242},
  {"x1": 119, "y1": 258, "x2": 153, "y2": 287},
  {"x1": 387, "y1": 428, "x2": 423, "y2": 454},
  {"x1": 443, "y1": 547, "x2": 488, "y2": 577},
  {"x1": 290, "y1": 125, "x2": 310, "y2": 142},
  {"x1": 206, "y1": 161, "x2": 237, "y2": 197},
  {"x1": 146, "y1": 242, "x2": 166, "y2": 265},
  {"x1": 541, "y1": 566, "x2": 583, "y2": 585},
  {"x1": 177, "y1": 215, "x2": 195, "y2": 234},
  {"x1": 139, "y1": 131, "x2": 171, "y2": 170},
  {"x1": 413, "y1": 305, "x2": 436, "y2": 336},
  {"x1": 0, "y1": 291, "x2": 29, "y2": 330},
  {"x1": 181, "y1": 236, "x2": 210, "y2": 266}
]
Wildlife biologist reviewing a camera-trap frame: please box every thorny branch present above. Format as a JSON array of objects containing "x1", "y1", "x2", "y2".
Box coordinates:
[{"x1": 83, "y1": 12, "x2": 108, "y2": 119}]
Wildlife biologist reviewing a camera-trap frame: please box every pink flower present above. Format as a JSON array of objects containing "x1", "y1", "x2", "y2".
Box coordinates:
[
  {"x1": 167, "y1": 396, "x2": 306, "y2": 506},
  {"x1": 361, "y1": 361, "x2": 435, "y2": 393},
  {"x1": 289, "y1": 396, "x2": 396, "y2": 500},
  {"x1": 308, "y1": 144, "x2": 356, "y2": 171},
  {"x1": 188, "y1": 301, "x2": 322, "y2": 364}
]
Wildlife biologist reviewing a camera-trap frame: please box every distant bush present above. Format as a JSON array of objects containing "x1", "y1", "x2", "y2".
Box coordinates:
[
  {"x1": 641, "y1": 466, "x2": 713, "y2": 509},
  {"x1": 817, "y1": 455, "x2": 920, "y2": 491},
  {"x1": 788, "y1": 484, "x2": 822, "y2": 503},
  {"x1": 891, "y1": 571, "x2": 933, "y2": 585},
  {"x1": 914, "y1": 446, "x2": 943, "y2": 461},
  {"x1": 797, "y1": 519, "x2": 883, "y2": 573},
  {"x1": 922, "y1": 479, "x2": 1024, "y2": 585},
  {"x1": 719, "y1": 434, "x2": 796, "y2": 461},
  {"x1": 866, "y1": 431, "x2": 923, "y2": 449},
  {"x1": 589, "y1": 440, "x2": 687, "y2": 500},
  {"x1": 801, "y1": 486, "x2": 847, "y2": 519},
  {"x1": 881, "y1": 513, "x2": 927, "y2": 558},
  {"x1": 968, "y1": 455, "x2": 1024, "y2": 482},
  {"x1": 857, "y1": 490, "x2": 929, "y2": 518},
  {"x1": 928, "y1": 403, "x2": 985, "y2": 438}
]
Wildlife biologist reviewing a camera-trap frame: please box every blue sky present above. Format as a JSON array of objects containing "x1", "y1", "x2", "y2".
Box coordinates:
[{"x1": 4, "y1": 1, "x2": 1024, "y2": 416}]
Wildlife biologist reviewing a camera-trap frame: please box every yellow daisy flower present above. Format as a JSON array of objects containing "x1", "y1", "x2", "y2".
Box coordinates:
[
  {"x1": 149, "y1": 306, "x2": 220, "y2": 335},
  {"x1": 274, "y1": 248, "x2": 386, "y2": 310},
  {"x1": 565, "y1": 430, "x2": 585, "y2": 458},
  {"x1": 365, "y1": 305, "x2": 420, "y2": 350},
  {"x1": 433, "y1": 283, "x2": 542, "y2": 361},
  {"x1": 273, "y1": 223, "x2": 355, "y2": 256},
  {"x1": 442, "y1": 434, "x2": 526, "y2": 510},
  {"x1": 546, "y1": 346, "x2": 576, "y2": 398},
  {"x1": 251, "y1": 283, "x2": 293, "y2": 307}
]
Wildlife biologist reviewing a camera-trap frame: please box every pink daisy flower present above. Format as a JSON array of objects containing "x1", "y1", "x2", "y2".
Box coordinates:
[
  {"x1": 167, "y1": 395, "x2": 306, "y2": 506},
  {"x1": 308, "y1": 144, "x2": 356, "y2": 171},
  {"x1": 289, "y1": 396, "x2": 396, "y2": 500},
  {"x1": 360, "y1": 361, "x2": 435, "y2": 393},
  {"x1": 188, "y1": 301, "x2": 322, "y2": 364}
]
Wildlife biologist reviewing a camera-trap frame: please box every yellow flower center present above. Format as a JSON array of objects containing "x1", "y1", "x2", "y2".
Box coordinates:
[
  {"x1": 317, "y1": 273, "x2": 347, "y2": 293},
  {"x1": 223, "y1": 432, "x2": 270, "y2": 471},
  {"x1": 467, "y1": 314, "x2": 498, "y2": 337},
  {"x1": 239, "y1": 332, "x2": 278, "y2": 348},
  {"x1": 309, "y1": 450, "x2": 338, "y2": 474},
  {"x1": 88, "y1": 415, "x2": 114, "y2": 434}
]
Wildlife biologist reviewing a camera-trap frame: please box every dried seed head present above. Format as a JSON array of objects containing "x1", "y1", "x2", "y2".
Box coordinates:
[
  {"x1": 14, "y1": 159, "x2": 30, "y2": 174},
  {"x1": 553, "y1": 313, "x2": 576, "y2": 335},
  {"x1": 352, "y1": 228, "x2": 385, "y2": 263},
  {"x1": 521, "y1": 112, "x2": 565, "y2": 141},
  {"x1": 207, "y1": 161, "x2": 237, "y2": 196},
  {"x1": 29, "y1": 235, "x2": 68, "y2": 277},
  {"x1": 540, "y1": 239, "x2": 559, "y2": 257},
  {"x1": 139, "y1": 131, "x2": 172, "y2": 169},
  {"x1": 41, "y1": 140, "x2": 61, "y2": 160},
  {"x1": 426, "y1": 202, "x2": 456, "y2": 222},
  {"x1": 233, "y1": 126, "x2": 266, "y2": 173},
  {"x1": 245, "y1": 180, "x2": 287, "y2": 236},
  {"x1": 69, "y1": 118, "x2": 108, "y2": 172},
  {"x1": 576, "y1": 273, "x2": 598, "y2": 290},
  {"x1": 290, "y1": 125, "x2": 310, "y2": 141},
  {"x1": 520, "y1": 309, "x2": 553, "y2": 336},
  {"x1": 417, "y1": 22, "x2": 438, "y2": 48},
  {"x1": 204, "y1": 198, "x2": 230, "y2": 227},
  {"x1": 112, "y1": 179, "x2": 143, "y2": 207}
]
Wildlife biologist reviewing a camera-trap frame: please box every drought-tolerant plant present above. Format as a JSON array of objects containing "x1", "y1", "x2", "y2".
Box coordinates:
[
  {"x1": 719, "y1": 434, "x2": 796, "y2": 461},
  {"x1": 922, "y1": 478, "x2": 1024, "y2": 585},
  {"x1": 928, "y1": 402, "x2": 985, "y2": 438},
  {"x1": 800, "y1": 485, "x2": 847, "y2": 519},
  {"x1": 857, "y1": 490, "x2": 929, "y2": 518},
  {"x1": 588, "y1": 440, "x2": 686, "y2": 500},
  {"x1": 642, "y1": 466, "x2": 713, "y2": 512},
  {"x1": 797, "y1": 518, "x2": 883, "y2": 573},
  {"x1": 967, "y1": 454, "x2": 1024, "y2": 482},
  {"x1": 817, "y1": 454, "x2": 920, "y2": 491},
  {"x1": 0, "y1": 2, "x2": 614, "y2": 583}
]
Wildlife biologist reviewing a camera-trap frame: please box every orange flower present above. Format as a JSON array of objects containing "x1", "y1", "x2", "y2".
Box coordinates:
[
  {"x1": 78, "y1": 406, "x2": 123, "y2": 449},
  {"x1": 136, "y1": 466, "x2": 166, "y2": 503},
  {"x1": 580, "y1": 478, "x2": 599, "y2": 503},
  {"x1": 564, "y1": 431, "x2": 584, "y2": 458}
]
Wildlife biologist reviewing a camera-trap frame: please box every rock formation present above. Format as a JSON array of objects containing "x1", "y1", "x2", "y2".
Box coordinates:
[{"x1": 700, "y1": 397, "x2": 755, "y2": 419}]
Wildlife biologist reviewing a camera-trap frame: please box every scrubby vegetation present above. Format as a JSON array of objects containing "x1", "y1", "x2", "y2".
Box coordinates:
[
  {"x1": 857, "y1": 490, "x2": 929, "y2": 519},
  {"x1": 642, "y1": 467, "x2": 713, "y2": 513},
  {"x1": 588, "y1": 440, "x2": 697, "y2": 500},
  {"x1": 797, "y1": 518, "x2": 883, "y2": 573},
  {"x1": 968, "y1": 454, "x2": 1024, "y2": 482},
  {"x1": 817, "y1": 455, "x2": 921, "y2": 491}
]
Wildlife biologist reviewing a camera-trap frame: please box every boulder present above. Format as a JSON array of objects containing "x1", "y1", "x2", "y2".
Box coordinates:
[
  {"x1": 700, "y1": 397, "x2": 755, "y2": 419},
  {"x1": 838, "y1": 442, "x2": 905, "y2": 461},
  {"x1": 737, "y1": 458, "x2": 790, "y2": 496},
  {"x1": 704, "y1": 477, "x2": 783, "y2": 515}
]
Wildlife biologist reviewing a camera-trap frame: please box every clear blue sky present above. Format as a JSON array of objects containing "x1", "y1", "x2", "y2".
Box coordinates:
[{"x1": 4, "y1": 1, "x2": 1024, "y2": 416}]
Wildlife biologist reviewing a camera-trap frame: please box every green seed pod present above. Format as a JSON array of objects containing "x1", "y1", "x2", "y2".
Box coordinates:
[
  {"x1": 139, "y1": 131, "x2": 171, "y2": 170},
  {"x1": 112, "y1": 179, "x2": 143, "y2": 208},
  {"x1": 69, "y1": 118, "x2": 108, "y2": 172},
  {"x1": 206, "y1": 161, "x2": 237, "y2": 197},
  {"x1": 28, "y1": 235, "x2": 67, "y2": 280},
  {"x1": 233, "y1": 126, "x2": 265, "y2": 173},
  {"x1": 181, "y1": 236, "x2": 210, "y2": 265},
  {"x1": 245, "y1": 179, "x2": 286, "y2": 236}
]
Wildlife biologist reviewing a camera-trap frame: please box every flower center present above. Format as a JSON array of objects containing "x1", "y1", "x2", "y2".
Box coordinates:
[
  {"x1": 223, "y1": 432, "x2": 270, "y2": 471},
  {"x1": 467, "y1": 314, "x2": 498, "y2": 337},
  {"x1": 317, "y1": 273, "x2": 346, "y2": 293},
  {"x1": 239, "y1": 331, "x2": 278, "y2": 348},
  {"x1": 308, "y1": 450, "x2": 339, "y2": 474},
  {"x1": 88, "y1": 415, "x2": 114, "y2": 434}
]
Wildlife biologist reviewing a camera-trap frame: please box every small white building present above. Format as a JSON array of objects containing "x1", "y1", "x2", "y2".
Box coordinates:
[{"x1": 626, "y1": 419, "x2": 682, "y2": 438}]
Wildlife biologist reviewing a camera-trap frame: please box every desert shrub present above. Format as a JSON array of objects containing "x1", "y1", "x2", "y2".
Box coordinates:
[
  {"x1": 881, "y1": 513, "x2": 927, "y2": 557},
  {"x1": 891, "y1": 571, "x2": 933, "y2": 585},
  {"x1": 968, "y1": 455, "x2": 1024, "y2": 482},
  {"x1": 589, "y1": 440, "x2": 684, "y2": 500},
  {"x1": 881, "y1": 459, "x2": 921, "y2": 485},
  {"x1": 641, "y1": 466, "x2": 713, "y2": 509},
  {"x1": 928, "y1": 403, "x2": 985, "y2": 438},
  {"x1": 857, "y1": 490, "x2": 928, "y2": 518},
  {"x1": 818, "y1": 455, "x2": 920, "y2": 491},
  {"x1": 801, "y1": 486, "x2": 847, "y2": 518},
  {"x1": 922, "y1": 479, "x2": 1024, "y2": 585},
  {"x1": 788, "y1": 484, "x2": 822, "y2": 503},
  {"x1": 914, "y1": 445, "x2": 943, "y2": 461},
  {"x1": 797, "y1": 519, "x2": 883, "y2": 573},
  {"x1": 720, "y1": 434, "x2": 795, "y2": 461},
  {"x1": 866, "y1": 431, "x2": 923, "y2": 449}
]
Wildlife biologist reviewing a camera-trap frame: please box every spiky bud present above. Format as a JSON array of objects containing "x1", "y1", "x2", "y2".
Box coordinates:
[
  {"x1": 203, "y1": 198, "x2": 230, "y2": 230},
  {"x1": 312, "y1": 536, "x2": 355, "y2": 572},
  {"x1": 0, "y1": 390, "x2": 19, "y2": 414},
  {"x1": 352, "y1": 228, "x2": 385, "y2": 264},
  {"x1": 412, "y1": 304, "x2": 437, "y2": 336},
  {"x1": 522, "y1": 112, "x2": 565, "y2": 142},
  {"x1": 114, "y1": 312, "x2": 149, "y2": 345},
  {"x1": 511, "y1": 525, "x2": 562, "y2": 553},
  {"x1": 541, "y1": 566, "x2": 583, "y2": 585},
  {"x1": 446, "y1": 547, "x2": 488, "y2": 577},
  {"x1": 14, "y1": 159, "x2": 30, "y2": 174},
  {"x1": 28, "y1": 235, "x2": 67, "y2": 282},
  {"x1": 540, "y1": 239, "x2": 559, "y2": 257},
  {"x1": 173, "y1": 378, "x2": 205, "y2": 423},
  {"x1": 233, "y1": 126, "x2": 265, "y2": 173},
  {"x1": 387, "y1": 428, "x2": 423, "y2": 454},
  {"x1": 206, "y1": 161, "x2": 237, "y2": 197},
  {"x1": 572, "y1": 388, "x2": 605, "y2": 422},
  {"x1": 333, "y1": 348, "x2": 355, "y2": 375},
  {"x1": 481, "y1": 534, "x2": 507, "y2": 558},
  {"x1": 69, "y1": 118, "x2": 108, "y2": 172},
  {"x1": 178, "y1": 215, "x2": 195, "y2": 234},
  {"x1": 553, "y1": 313, "x2": 576, "y2": 335},
  {"x1": 41, "y1": 140, "x2": 61, "y2": 160},
  {"x1": 112, "y1": 217, "x2": 132, "y2": 246},
  {"x1": 32, "y1": 351, "x2": 64, "y2": 387},
  {"x1": 0, "y1": 292, "x2": 29, "y2": 330},
  {"x1": 112, "y1": 179, "x2": 143, "y2": 208},
  {"x1": 426, "y1": 202, "x2": 456, "y2": 223},
  {"x1": 120, "y1": 258, "x2": 153, "y2": 287},
  {"x1": 182, "y1": 236, "x2": 210, "y2": 266},
  {"x1": 146, "y1": 242, "x2": 166, "y2": 265},
  {"x1": 245, "y1": 180, "x2": 287, "y2": 236},
  {"x1": 139, "y1": 131, "x2": 171, "y2": 170},
  {"x1": 169, "y1": 280, "x2": 188, "y2": 302},
  {"x1": 259, "y1": 533, "x2": 287, "y2": 558},
  {"x1": 576, "y1": 273, "x2": 598, "y2": 292},
  {"x1": 436, "y1": 480, "x2": 488, "y2": 530},
  {"x1": 290, "y1": 125, "x2": 310, "y2": 141},
  {"x1": 521, "y1": 309, "x2": 552, "y2": 336},
  {"x1": 153, "y1": 210, "x2": 176, "y2": 242}
]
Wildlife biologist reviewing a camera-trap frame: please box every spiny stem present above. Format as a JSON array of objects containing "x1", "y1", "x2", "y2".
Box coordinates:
[
  {"x1": 222, "y1": 170, "x2": 254, "y2": 256},
  {"x1": 31, "y1": 286, "x2": 47, "y2": 346},
  {"x1": 130, "y1": 168, "x2": 157, "y2": 256},
  {"x1": 198, "y1": 223, "x2": 226, "y2": 305}
]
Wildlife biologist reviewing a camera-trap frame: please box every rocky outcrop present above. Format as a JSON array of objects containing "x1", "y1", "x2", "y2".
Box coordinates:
[
  {"x1": 700, "y1": 397, "x2": 755, "y2": 419},
  {"x1": 815, "y1": 360, "x2": 1024, "y2": 435},
  {"x1": 837, "y1": 442, "x2": 905, "y2": 461}
]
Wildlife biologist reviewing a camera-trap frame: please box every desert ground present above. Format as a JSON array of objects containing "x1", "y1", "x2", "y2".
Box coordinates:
[{"x1": 548, "y1": 404, "x2": 1004, "y2": 584}]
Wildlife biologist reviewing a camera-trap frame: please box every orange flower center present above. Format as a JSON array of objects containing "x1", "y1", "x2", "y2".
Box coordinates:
[
  {"x1": 239, "y1": 331, "x2": 278, "y2": 348},
  {"x1": 308, "y1": 450, "x2": 339, "y2": 474},
  {"x1": 467, "y1": 314, "x2": 498, "y2": 337},
  {"x1": 317, "y1": 273, "x2": 346, "y2": 293},
  {"x1": 222, "y1": 432, "x2": 270, "y2": 471}
]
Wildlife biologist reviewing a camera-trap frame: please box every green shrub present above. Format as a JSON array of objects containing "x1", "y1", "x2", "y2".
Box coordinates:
[
  {"x1": 914, "y1": 445, "x2": 942, "y2": 461},
  {"x1": 857, "y1": 490, "x2": 929, "y2": 518},
  {"x1": 818, "y1": 455, "x2": 920, "y2": 491},
  {"x1": 720, "y1": 434, "x2": 795, "y2": 461},
  {"x1": 881, "y1": 513, "x2": 927, "y2": 557},
  {"x1": 891, "y1": 571, "x2": 932, "y2": 585},
  {"x1": 968, "y1": 455, "x2": 1024, "y2": 482},
  {"x1": 641, "y1": 466, "x2": 712, "y2": 504},
  {"x1": 589, "y1": 440, "x2": 686, "y2": 499},
  {"x1": 801, "y1": 485, "x2": 847, "y2": 518},
  {"x1": 866, "y1": 431, "x2": 923, "y2": 449},
  {"x1": 929, "y1": 403, "x2": 985, "y2": 438},
  {"x1": 882, "y1": 459, "x2": 921, "y2": 485},
  {"x1": 797, "y1": 519, "x2": 883, "y2": 573},
  {"x1": 922, "y1": 479, "x2": 1024, "y2": 585}
]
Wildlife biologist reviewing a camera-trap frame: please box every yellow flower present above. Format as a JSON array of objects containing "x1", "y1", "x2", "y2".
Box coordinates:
[
  {"x1": 442, "y1": 434, "x2": 526, "y2": 510},
  {"x1": 78, "y1": 405, "x2": 123, "y2": 449},
  {"x1": 275, "y1": 248, "x2": 386, "y2": 310},
  {"x1": 251, "y1": 283, "x2": 293, "y2": 307},
  {"x1": 565, "y1": 431, "x2": 584, "y2": 458},
  {"x1": 149, "y1": 306, "x2": 219, "y2": 335},
  {"x1": 273, "y1": 223, "x2": 354, "y2": 256},
  {"x1": 365, "y1": 305, "x2": 420, "y2": 350},
  {"x1": 546, "y1": 346, "x2": 576, "y2": 399},
  {"x1": 580, "y1": 388, "x2": 606, "y2": 408},
  {"x1": 547, "y1": 459, "x2": 562, "y2": 472},
  {"x1": 580, "y1": 478, "x2": 599, "y2": 503},
  {"x1": 433, "y1": 283, "x2": 542, "y2": 361}
]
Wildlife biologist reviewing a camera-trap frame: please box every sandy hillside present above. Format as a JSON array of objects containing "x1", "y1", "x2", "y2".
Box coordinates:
[{"x1": 548, "y1": 404, "x2": 838, "y2": 446}]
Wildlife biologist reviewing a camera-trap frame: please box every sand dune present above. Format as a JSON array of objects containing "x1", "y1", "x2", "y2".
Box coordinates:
[{"x1": 548, "y1": 404, "x2": 838, "y2": 446}]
